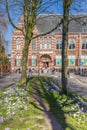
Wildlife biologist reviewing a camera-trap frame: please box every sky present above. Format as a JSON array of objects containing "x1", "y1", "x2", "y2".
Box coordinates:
[
  {"x1": 4, "y1": 0, "x2": 87, "y2": 54},
  {"x1": 5, "y1": 25, "x2": 13, "y2": 53}
]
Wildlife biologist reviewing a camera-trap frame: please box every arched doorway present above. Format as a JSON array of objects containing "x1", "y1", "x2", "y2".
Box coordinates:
[{"x1": 40, "y1": 54, "x2": 52, "y2": 68}]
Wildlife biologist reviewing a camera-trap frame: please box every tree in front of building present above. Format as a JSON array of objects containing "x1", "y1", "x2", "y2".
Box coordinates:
[
  {"x1": 61, "y1": 0, "x2": 73, "y2": 95},
  {"x1": 0, "y1": 34, "x2": 8, "y2": 75},
  {"x1": 5, "y1": 0, "x2": 87, "y2": 94},
  {"x1": 5, "y1": 0, "x2": 62, "y2": 86},
  {"x1": 61, "y1": 0, "x2": 87, "y2": 95},
  {"x1": 5, "y1": 0, "x2": 42, "y2": 85},
  {"x1": 0, "y1": 6, "x2": 8, "y2": 75},
  {"x1": 0, "y1": 2, "x2": 7, "y2": 31},
  {"x1": 6, "y1": 0, "x2": 45, "y2": 86}
]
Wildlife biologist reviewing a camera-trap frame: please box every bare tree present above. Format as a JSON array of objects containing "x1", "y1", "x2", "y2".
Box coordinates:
[
  {"x1": 0, "y1": 1, "x2": 7, "y2": 31},
  {"x1": 0, "y1": 2, "x2": 7, "y2": 75},
  {"x1": 61, "y1": 0, "x2": 73, "y2": 95},
  {"x1": 5, "y1": 0, "x2": 62, "y2": 86},
  {"x1": 61, "y1": 0, "x2": 87, "y2": 95},
  {"x1": 4, "y1": 0, "x2": 87, "y2": 91}
]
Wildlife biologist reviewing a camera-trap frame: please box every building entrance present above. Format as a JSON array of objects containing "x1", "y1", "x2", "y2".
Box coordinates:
[
  {"x1": 45, "y1": 62, "x2": 49, "y2": 67},
  {"x1": 43, "y1": 62, "x2": 49, "y2": 68},
  {"x1": 40, "y1": 54, "x2": 52, "y2": 68}
]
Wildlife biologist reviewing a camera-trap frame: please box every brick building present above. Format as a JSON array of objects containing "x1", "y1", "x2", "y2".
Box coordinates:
[{"x1": 11, "y1": 14, "x2": 87, "y2": 74}]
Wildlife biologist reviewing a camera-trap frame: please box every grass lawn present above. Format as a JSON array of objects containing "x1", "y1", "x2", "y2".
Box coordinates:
[{"x1": 0, "y1": 76, "x2": 87, "y2": 130}]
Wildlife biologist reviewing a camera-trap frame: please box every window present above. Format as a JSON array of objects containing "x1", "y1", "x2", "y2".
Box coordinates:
[
  {"x1": 81, "y1": 55, "x2": 87, "y2": 65},
  {"x1": 56, "y1": 55, "x2": 62, "y2": 65},
  {"x1": 56, "y1": 38, "x2": 62, "y2": 50},
  {"x1": 44, "y1": 38, "x2": 48, "y2": 49},
  {"x1": 68, "y1": 55, "x2": 75, "y2": 65},
  {"x1": 40, "y1": 43, "x2": 42, "y2": 49},
  {"x1": 39, "y1": 38, "x2": 43, "y2": 49},
  {"x1": 32, "y1": 53, "x2": 36, "y2": 66},
  {"x1": 16, "y1": 39, "x2": 21, "y2": 50},
  {"x1": 48, "y1": 38, "x2": 52, "y2": 49},
  {"x1": 16, "y1": 55, "x2": 21, "y2": 66},
  {"x1": 82, "y1": 38, "x2": 87, "y2": 49},
  {"x1": 32, "y1": 54, "x2": 36, "y2": 59},
  {"x1": 68, "y1": 38, "x2": 76, "y2": 49},
  {"x1": 32, "y1": 39, "x2": 36, "y2": 50}
]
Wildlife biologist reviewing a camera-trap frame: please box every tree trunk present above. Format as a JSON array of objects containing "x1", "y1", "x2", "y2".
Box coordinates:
[
  {"x1": 21, "y1": 0, "x2": 37, "y2": 86},
  {"x1": 61, "y1": 0, "x2": 72, "y2": 95},
  {"x1": 21, "y1": 37, "x2": 30, "y2": 86}
]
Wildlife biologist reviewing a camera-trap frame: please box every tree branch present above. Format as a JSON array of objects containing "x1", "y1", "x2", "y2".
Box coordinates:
[{"x1": 6, "y1": 0, "x2": 25, "y2": 35}]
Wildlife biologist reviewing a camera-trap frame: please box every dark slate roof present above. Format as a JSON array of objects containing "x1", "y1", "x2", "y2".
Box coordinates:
[{"x1": 36, "y1": 14, "x2": 87, "y2": 35}]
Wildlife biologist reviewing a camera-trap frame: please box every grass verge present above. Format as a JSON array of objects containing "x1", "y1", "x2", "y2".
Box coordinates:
[{"x1": 0, "y1": 76, "x2": 87, "y2": 130}]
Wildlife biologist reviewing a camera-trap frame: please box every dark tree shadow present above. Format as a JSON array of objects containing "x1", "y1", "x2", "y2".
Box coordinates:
[
  {"x1": 39, "y1": 77, "x2": 76, "y2": 130},
  {"x1": 28, "y1": 76, "x2": 76, "y2": 130}
]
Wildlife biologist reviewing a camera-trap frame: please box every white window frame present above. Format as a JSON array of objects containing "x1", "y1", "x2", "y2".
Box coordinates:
[
  {"x1": 16, "y1": 39, "x2": 21, "y2": 50},
  {"x1": 32, "y1": 54, "x2": 36, "y2": 59},
  {"x1": 56, "y1": 38, "x2": 62, "y2": 50},
  {"x1": 68, "y1": 38, "x2": 76, "y2": 50},
  {"x1": 82, "y1": 38, "x2": 87, "y2": 49},
  {"x1": 39, "y1": 38, "x2": 43, "y2": 49},
  {"x1": 44, "y1": 38, "x2": 48, "y2": 49},
  {"x1": 48, "y1": 38, "x2": 52, "y2": 49}
]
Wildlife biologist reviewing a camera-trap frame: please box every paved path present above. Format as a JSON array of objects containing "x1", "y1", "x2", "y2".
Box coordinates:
[
  {"x1": 52, "y1": 73, "x2": 87, "y2": 97},
  {"x1": 0, "y1": 73, "x2": 87, "y2": 97},
  {"x1": 72, "y1": 73, "x2": 87, "y2": 83},
  {"x1": 0, "y1": 74, "x2": 21, "y2": 90}
]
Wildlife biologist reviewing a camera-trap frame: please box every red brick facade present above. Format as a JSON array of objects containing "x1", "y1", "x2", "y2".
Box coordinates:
[{"x1": 11, "y1": 16, "x2": 87, "y2": 73}]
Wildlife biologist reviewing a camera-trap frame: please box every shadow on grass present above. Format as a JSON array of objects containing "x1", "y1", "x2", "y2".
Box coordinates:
[
  {"x1": 26, "y1": 77, "x2": 33, "y2": 84},
  {"x1": 29, "y1": 76, "x2": 75, "y2": 130}
]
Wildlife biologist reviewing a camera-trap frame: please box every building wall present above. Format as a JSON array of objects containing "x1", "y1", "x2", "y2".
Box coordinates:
[{"x1": 11, "y1": 21, "x2": 87, "y2": 73}]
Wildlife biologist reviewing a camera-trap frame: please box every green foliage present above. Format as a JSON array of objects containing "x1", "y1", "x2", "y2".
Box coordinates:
[
  {"x1": 0, "y1": 77, "x2": 87, "y2": 130},
  {"x1": 36, "y1": 76, "x2": 87, "y2": 130},
  {"x1": 0, "y1": 79, "x2": 49, "y2": 130},
  {"x1": 0, "y1": 37, "x2": 8, "y2": 70}
]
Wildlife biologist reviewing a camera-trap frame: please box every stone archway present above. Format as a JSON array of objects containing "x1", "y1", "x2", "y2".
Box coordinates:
[{"x1": 40, "y1": 54, "x2": 52, "y2": 68}]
